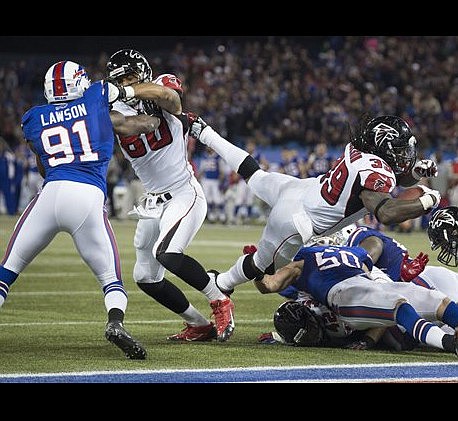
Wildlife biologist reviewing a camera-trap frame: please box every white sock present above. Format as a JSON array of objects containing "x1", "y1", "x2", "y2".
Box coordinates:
[
  {"x1": 200, "y1": 127, "x2": 250, "y2": 172},
  {"x1": 424, "y1": 325, "x2": 448, "y2": 350},
  {"x1": 104, "y1": 290, "x2": 127, "y2": 313},
  {"x1": 202, "y1": 275, "x2": 227, "y2": 301},
  {"x1": 180, "y1": 304, "x2": 210, "y2": 327},
  {"x1": 217, "y1": 255, "x2": 253, "y2": 291}
]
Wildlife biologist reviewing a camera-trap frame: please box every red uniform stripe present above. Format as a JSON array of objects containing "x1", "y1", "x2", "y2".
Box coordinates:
[{"x1": 52, "y1": 61, "x2": 66, "y2": 97}]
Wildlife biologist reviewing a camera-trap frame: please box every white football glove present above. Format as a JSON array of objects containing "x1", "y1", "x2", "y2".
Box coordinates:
[
  {"x1": 417, "y1": 184, "x2": 441, "y2": 211},
  {"x1": 412, "y1": 159, "x2": 438, "y2": 180},
  {"x1": 127, "y1": 204, "x2": 162, "y2": 219},
  {"x1": 188, "y1": 113, "x2": 208, "y2": 140}
]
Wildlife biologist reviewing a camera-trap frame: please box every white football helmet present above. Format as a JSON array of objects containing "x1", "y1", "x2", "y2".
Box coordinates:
[
  {"x1": 44, "y1": 61, "x2": 91, "y2": 103},
  {"x1": 338, "y1": 223, "x2": 358, "y2": 244}
]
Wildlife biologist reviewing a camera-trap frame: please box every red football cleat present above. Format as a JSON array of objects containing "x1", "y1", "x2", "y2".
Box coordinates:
[
  {"x1": 210, "y1": 297, "x2": 235, "y2": 342},
  {"x1": 167, "y1": 322, "x2": 217, "y2": 342}
]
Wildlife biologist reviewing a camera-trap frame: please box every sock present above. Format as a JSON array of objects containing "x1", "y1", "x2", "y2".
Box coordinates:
[
  {"x1": 201, "y1": 277, "x2": 227, "y2": 301},
  {"x1": 103, "y1": 281, "x2": 128, "y2": 314},
  {"x1": 180, "y1": 304, "x2": 211, "y2": 327},
  {"x1": 200, "y1": 127, "x2": 250, "y2": 172},
  {"x1": 217, "y1": 255, "x2": 253, "y2": 291},
  {"x1": 396, "y1": 302, "x2": 447, "y2": 350},
  {"x1": 441, "y1": 301, "x2": 458, "y2": 328},
  {"x1": 0, "y1": 266, "x2": 19, "y2": 307},
  {"x1": 137, "y1": 279, "x2": 189, "y2": 314}
]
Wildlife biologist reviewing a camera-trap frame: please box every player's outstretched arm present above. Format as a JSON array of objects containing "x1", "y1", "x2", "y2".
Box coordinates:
[
  {"x1": 109, "y1": 80, "x2": 182, "y2": 115},
  {"x1": 254, "y1": 261, "x2": 304, "y2": 294},
  {"x1": 360, "y1": 189, "x2": 439, "y2": 225},
  {"x1": 131, "y1": 83, "x2": 182, "y2": 115},
  {"x1": 110, "y1": 111, "x2": 160, "y2": 137}
]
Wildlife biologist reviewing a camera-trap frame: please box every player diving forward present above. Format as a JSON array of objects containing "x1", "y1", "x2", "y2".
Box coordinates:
[{"x1": 189, "y1": 114, "x2": 440, "y2": 341}]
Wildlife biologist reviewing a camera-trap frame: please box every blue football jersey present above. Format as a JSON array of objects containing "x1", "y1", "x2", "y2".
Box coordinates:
[
  {"x1": 21, "y1": 81, "x2": 114, "y2": 197},
  {"x1": 200, "y1": 151, "x2": 222, "y2": 180},
  {"x1": 346, "y1": 226, "x2": 407, "y2": 281},
  {"x1": 292, "y1": 245, "x2": 373, "y2": 305}
]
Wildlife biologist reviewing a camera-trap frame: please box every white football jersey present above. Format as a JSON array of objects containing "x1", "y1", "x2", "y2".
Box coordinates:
[
  {"x1": 302, "y1": 143, "x2": 397, "y2": 235},
  {"x1": 111, "y1": 100, "x2": 195, "y2": 193}
]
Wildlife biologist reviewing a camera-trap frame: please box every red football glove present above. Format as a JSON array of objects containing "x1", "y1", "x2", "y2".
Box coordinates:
[
  {"x1": 257, "y1": 332, "x2": 278, "y2": 344},
  {"x1": 243, "y1": 244, "x2": 257, "y2": 255},
  {"x1": 400, "y1": 252, "x2": 429, "y2": 282}
]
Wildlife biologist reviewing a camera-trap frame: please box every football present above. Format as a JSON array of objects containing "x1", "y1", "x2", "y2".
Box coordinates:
[{"x1": 396, "y1": 186, "x2": 424, "y2": 200}]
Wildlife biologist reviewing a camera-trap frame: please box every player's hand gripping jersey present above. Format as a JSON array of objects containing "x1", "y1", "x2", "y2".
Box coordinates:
[{"x1": 111, "y1": 73, "x2": 194, "y2": 193}]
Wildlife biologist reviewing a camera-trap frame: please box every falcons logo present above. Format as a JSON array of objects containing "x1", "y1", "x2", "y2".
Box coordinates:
[
  {"x1": 373, "y1": 123, "x2": 399, "y2": 147},
  {"x1": 430, "y1": 209, "x2": 456, "y2": 229}
]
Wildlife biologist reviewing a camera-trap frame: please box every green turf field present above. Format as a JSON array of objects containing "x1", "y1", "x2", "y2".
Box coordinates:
[{"x1": 0, "y1": 214, "x2": 456, "y2": 375}]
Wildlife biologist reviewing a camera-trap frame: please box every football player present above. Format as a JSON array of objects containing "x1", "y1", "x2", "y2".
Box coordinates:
[
  {"x1": 347, "y1": 224, "x2": 458, "y2": 301},
  {"x1": 254, "y1": 243, "x2": 458, "y2": 356},
  {"x1": 0, "y1": 60, "x2": 171, "y2": 359},
  {"x1": 189, "y1": 114, "x2": 440, "y2": 341},
  {"x1": 265, "y1": 217, "x2": 458, "y2": 350},
  {"x1": 428, "y1": 206, "x2": 458, "y2": 268},
  {"x1": 106, "y1": 49, "x2": 234, "y2": 343}
]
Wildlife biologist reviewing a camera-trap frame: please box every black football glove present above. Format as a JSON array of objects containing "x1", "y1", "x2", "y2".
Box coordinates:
[
  {"x1": 344, "y1": 335, "x2": 375, "y2": 350},
  {"x1": 143, "y1": 100, "x2": 163, "y2": 118}
]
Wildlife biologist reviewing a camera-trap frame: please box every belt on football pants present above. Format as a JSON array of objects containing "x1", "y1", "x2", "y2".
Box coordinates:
[{"x1": 152, "y1": 192, "x2": 172, "y2": 204}]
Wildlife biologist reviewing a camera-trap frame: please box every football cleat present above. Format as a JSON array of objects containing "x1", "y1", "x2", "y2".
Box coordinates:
[
  {"x1": 105, "y1": 321, "x2": 147, "y2": 360},
  {"x1": 167, "y1": 322, "x2": 217, "y2": 342},
  {"x1": 208, "y1": 269, "x2": 234, "y2": 296},
  {"x1": 210, "y1": 296, "x2": 235, "y2": 342}
]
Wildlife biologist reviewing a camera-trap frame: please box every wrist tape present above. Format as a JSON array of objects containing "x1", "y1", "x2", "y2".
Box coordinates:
[{"x1": 419, "y1": 194, "x2": 435, "y2": 210}]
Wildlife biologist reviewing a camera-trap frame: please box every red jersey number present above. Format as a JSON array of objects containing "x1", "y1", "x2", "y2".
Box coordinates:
[
  {"x1": 320, "y1": 157, "x2": 349, "y2": 205},
  {"x1": 119, "y1": 119, "x2": 173, "y2": 158}
]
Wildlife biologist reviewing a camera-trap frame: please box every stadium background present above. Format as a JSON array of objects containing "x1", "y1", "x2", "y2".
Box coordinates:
[
  {"x1": 2, "y1": 36, "x2": 458, "y2": 381},
  {"x1": 1, "y1": 36, "x2": 457, "y2": 220}
]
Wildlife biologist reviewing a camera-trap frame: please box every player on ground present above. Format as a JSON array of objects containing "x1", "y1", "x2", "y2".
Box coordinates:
[
  {"x1": 0, "y1": 60, "x2": 167, "y2": 359},
  {"x1": 106, "y1": 49, "x2": 234, "y2": 342},
  {"x1": 189, "y1": 114, "x2": 440, "y2": 340},
  {"x1": 346, "y1": 224, "x2": 458, "y2": 301},
  {"x1": 254, "y1": 243, "x2": 458, "y2": 355},
  {"x1": 260, "y1": 219, "x2": 458, "y2": 349}
]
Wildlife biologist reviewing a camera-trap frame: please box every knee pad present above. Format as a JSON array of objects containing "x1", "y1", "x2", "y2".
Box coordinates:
[{"x1": 156, "y1": 252, "x2": 184, "y2": 273}]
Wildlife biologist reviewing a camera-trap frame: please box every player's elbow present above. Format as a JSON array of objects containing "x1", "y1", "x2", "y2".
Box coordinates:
[{"x1": 164, "y1": 89, "x2": 182, "y2": 115}]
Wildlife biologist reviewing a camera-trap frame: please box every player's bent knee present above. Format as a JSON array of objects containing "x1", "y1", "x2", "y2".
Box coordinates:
[{"x1": 156, "y1": 251, "x2": 184, "y2": 273}]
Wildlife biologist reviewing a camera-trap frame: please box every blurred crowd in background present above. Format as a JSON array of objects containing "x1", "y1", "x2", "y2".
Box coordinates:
[{"x1": 1, "y1": 36, "x2": 458, "y2": 230}]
